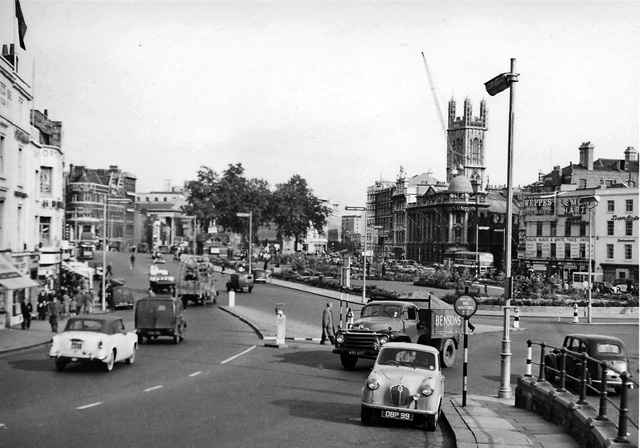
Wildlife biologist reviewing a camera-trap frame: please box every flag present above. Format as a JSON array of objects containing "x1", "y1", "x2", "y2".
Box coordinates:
[{"x1": 15, "y1": 0, "x2": 28, "y2": 50}]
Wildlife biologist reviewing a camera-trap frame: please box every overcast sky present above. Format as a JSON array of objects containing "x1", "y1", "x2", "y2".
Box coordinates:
[{"x1": 3, "y1": 1, "x2": 638, "y2": 209}]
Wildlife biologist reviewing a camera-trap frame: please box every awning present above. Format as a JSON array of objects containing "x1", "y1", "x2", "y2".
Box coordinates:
[
  {"x1": 0, "y1": 253, "x2": 40, "y2": 290},
  {"x1": 61, "y1": 261, "x2": 92, "y2": 279}
]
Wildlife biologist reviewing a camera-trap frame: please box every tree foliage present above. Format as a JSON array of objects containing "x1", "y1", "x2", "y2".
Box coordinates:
[{"x1": 271, "y1": 174, "x2": 331, "y2": 251}]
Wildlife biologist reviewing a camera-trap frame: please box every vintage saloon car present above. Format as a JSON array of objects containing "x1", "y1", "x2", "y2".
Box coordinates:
[
  {"x1": 544, "y1": 333, "x2": 630, "y2": 393},
  {"x1": 360, "y1": 342, "x2": 444, "y2": 431},
  {"x1": 49, "y1": 316, "x2": 137, "y2": 372}
]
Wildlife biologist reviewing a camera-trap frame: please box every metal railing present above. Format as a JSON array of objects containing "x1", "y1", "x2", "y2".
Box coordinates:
[{"x1": 526, "y1": 340, "x2": 638, "y2": 444}]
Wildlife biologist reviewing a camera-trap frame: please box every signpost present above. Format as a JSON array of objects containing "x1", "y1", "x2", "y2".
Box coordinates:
[{"x1": 454, "y1": 294, "x2": 477, "y2": 407}]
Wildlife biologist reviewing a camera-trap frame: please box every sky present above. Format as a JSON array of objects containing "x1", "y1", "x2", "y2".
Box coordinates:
[{"x1": 2, "y1": 0, "x2": 639, "y2": 210}]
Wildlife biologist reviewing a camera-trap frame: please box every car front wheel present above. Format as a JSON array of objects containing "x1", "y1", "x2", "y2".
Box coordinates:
[
  {"x1": 125, "y1": 346, "x2": 136, "y2": 365},
  {"x1": 425, "y1": 401, "x2": 441, "y2": 431},
  {"x1": 361, "y1": 406, "x2": 373, "y2": 425},
  {"x1": 340, "y1": 353, "x2": 358, "y2": 369}
]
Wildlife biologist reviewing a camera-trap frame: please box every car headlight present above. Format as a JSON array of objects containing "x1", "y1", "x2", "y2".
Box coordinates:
[
  {"x1": 379, "y1": 335, "x2": 389, "y2": 345},
  {"x1": 336, "y1": 333, "x2": 345, "y2": 344},
  {"x1": 366, "y1": 378, "x2": 380, "y2": 390},
  {"x1": 421, "y1": 384, "x2": 434, "y2": 396}
]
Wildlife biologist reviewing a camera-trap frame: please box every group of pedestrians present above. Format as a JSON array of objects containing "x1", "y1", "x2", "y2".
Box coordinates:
[{"x1": 25, "y1": 286, "x2": 96, "y2": 333}]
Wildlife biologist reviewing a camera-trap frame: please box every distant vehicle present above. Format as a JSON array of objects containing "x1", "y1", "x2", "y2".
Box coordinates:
[
  {"x1": 108, "y1": 241, "x2": 121, "y2": 252},
  {"x1": 77, "y1": 243, "x2": 94, "y2": 261},
  {"x1": 226, "y1": 273, "x2": 254, "y2": 293},
  {"x1": 149, "y1": 269, "x2": 176, "y2": 295},
  {"x1": 592, "y1": 281, "x2": 617, "y2": 294},
  {"x1": 446, "y1": 251, "x2": 494, "y2": 277},
  {"x1": 176, "y1": 257, "x2": 218, "y2": 306},
  {"x1": 135, "y1": 296, "x2": 186, "y2": 344},
  {"x1": 572, "y1": 271, "x2": 603, "y2": 290},
  {"x1": 49, "y1": 316, "x2": 137, "y2": 372},
  {"x1": 137, "y1": 243, "x2": 149, "y2": 253},
  {"x1": 112, "y1": 284, "x2": 135, "y2": 309},
  {"x1": 253, "y1": 268, "x2": 269, "y2": 284},
  {"x1": 158, "y1": 245, "x2": 170, "y2": 254},
  {"x1": 544, "y1": 333, "x2": 630, "y2": 394},
  {"x1": 360, "y1": 342, "x2": 444, "y2": 431}
]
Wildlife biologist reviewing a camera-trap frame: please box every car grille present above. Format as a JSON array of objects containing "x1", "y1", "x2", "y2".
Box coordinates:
[
  {"x1": 389, "y1": 384, "x2": 412, "y2": 406},
  {"x1": 341, "y1": 332, "x2": 377, "y2": 350}
]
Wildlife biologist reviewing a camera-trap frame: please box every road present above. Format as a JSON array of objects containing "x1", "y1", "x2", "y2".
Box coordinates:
[{"x1": 0, "y1": 251, "x2": 636, "y2": 447}]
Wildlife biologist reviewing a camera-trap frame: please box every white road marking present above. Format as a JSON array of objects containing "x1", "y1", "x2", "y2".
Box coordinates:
[
  {"x1": 189, "y1": 371, "x2": 202, "y2": 377},
  {"x1": 144, "y1": 385, "x2": 163, "y2": 392},
  {"x1": 77, "y1": 402, "x2": 102, "y2": 410},
  {"x1": 221, "y1": 345, "x2": 256, "y2": 365}
]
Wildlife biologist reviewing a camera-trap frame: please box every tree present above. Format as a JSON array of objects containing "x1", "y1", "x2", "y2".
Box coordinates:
[
  {"x1": 184, "y1": 166, "x2": 219, "y2": 231},
  {"x1": 271, "y1": 175, "x2": 331, "y2": 252}
]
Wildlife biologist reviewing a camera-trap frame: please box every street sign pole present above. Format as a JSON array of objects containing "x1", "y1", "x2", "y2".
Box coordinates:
[{"x1": 454, "y1": 294, "x2": 477, "y2": 408}]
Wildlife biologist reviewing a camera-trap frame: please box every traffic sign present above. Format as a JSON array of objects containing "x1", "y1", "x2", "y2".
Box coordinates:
[{"x1": 454, "y1": 295, "x2": 477, "y2": 318}]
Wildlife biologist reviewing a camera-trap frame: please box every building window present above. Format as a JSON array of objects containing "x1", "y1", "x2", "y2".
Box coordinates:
[
  {"x1": 625, "y1": 244, "x2": 632, "y2": 260},
  {"x1": 550, "y1": 222, "x2": 557, "y2": 237},
  {"x1": 154, "y1": 197, "x2": 158, "y2": 202},
  {"x1": 535, "y1": 243, "x2": 542, "y2": 258},
  {"x1": 40, "y1": 167, "x2": 52, "y2": 195},
  {"x1": 564, "y1": 223, "x2": 571, "y2": 237},
  {"x1": 580, "y1": 222, "x2": 586, "y2": 237},
  {"x1": 626, "y1": 221, "x2": 633, "y2": 236},
  {"x1": 579, "y1": 179, "x2": 587, "y2": 189},
  {"x1": 579, "y1": 244, "x2": 586, "y2": 258},
  {"x1": 607, "y1": 221, "x2": 614, "y2": 236},
  {"x1": 550, "y1": 243, "x2": 556, "y2": 258},
  {"x1": 536, "y1": 222, "x2": 543, "y2": 236},
  {"x1": 607, "y1": 200, "x2": 614, "y2": 213},
  {"x1": 39, "y1": 217, "x2": 51, "y2": 244},
  {"x1": 626, "y1": 199, "x2": 634, "y2": 212},
  {"x1": 606, "y1": 244, "x2": 614, "y2": 259},
  {"x1": 18, "y1": 147, "x2": 24, "y2": 185},
  {"x1": 163, "y1": 197, "x2": 167, "y2": 202},
  {"x1": 564, "y1": 243, "x2": 571, "y2": 259}
]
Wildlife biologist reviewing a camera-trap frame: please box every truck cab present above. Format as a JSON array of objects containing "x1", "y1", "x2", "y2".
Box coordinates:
[{"x1": 333, "y1": 294, "x2": 462, "y2": 370}]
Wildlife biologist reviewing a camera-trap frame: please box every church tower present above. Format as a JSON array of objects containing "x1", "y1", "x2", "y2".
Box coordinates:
[{"x1": 446, "y1": 97, "x2": 488, "y2": 190}]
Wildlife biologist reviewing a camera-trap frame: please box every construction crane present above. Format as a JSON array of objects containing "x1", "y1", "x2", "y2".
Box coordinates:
[{"x1": 421, "y1": 52, "x2": 447, "y2": 138}]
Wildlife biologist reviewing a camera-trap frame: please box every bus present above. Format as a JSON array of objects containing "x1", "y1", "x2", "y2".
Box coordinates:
[
  {"x1": 571, "y1": 272, "x2": 603, "y2": 290},
  {"x1": 447, "y1": 251, "x2": 495, "y2": 277}
]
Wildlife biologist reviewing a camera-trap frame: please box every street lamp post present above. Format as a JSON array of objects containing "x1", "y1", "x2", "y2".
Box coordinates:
[
  {"x1": 237, "y1": 212, "x2": 252, "y2": 274},
  {"x1": 345, "y1": 206, "x2": 367, "y2": 302},
  {"x1": 582, "y1": 196, "x2": 600, "y2": 323},
  {"x1": 485, "y1": 58, "x2": 519, "y2": 399},
  {"x1": 102, "y1": 196, "x2": 129, "y2": 311}
]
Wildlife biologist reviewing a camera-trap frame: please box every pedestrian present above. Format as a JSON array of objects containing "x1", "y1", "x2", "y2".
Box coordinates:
[
  {"x1": 320, "y1": 302, "x2": 335, "y2": 345},
  {"x1": 62, "y1": 290, "x2": 71, "y2": 318},
  {"x1": 47, "y1": 296, "x2": 62, "y2": 332},
  {"x1": 130, "y1": 252, "x2": 135, "y2": 269},
  {"x1": 106, "y1": 263, "x2": 113, "y2": 278},
  {"x1": 484, "y1": 283, "x2": 488, "y2": 297},
  {"x1": 69, "y1": 295, "x2": 78, "y2": 316},
  {"x1": 20, "y1": 299, "x2": 33, "y2": 330},
  {"x1": 83, "y1": 289, "x2": 94, "y2": 314}
]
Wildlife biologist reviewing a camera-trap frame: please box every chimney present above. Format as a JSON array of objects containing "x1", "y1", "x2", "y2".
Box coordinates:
[
  {"x1": 625, "y1": 146, "x2": 638, "y2": 162},
  {"x1": 1, "y1": 43, "x2": 18, "y2": 69},
  {"x1": 538, "y1": 170, "x2": 544, "y2": 182},
  {"x1": 579, "y1": 142, "x2": 594, "y2": 170}
]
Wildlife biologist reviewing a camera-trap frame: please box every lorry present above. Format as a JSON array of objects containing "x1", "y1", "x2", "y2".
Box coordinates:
[
  {"x1": 176, "y1": 256, "x2": 218, "y2": 307},
  {"x1": 332, "y1": 292, "x2": 463, "y2": 370},
  {"x1": 135, "y1": 296, "x2": 186, "y2": 344}
]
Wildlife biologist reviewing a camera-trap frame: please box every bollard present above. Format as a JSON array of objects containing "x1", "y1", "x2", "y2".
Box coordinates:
[
  {"x1": 513, "y1": 307, "x2": 520, "y2": 328},
  {"x1": 525, "y1": 340, "x2": 532, "y2": 377},
  {"x1": 596, "y1": 362, "x2": 609, "y2": 421},
  {"x1": 614, "y1": 371, "x2": 629, "y2": 443},
  {"x1": 275, "y1": 314, "x2": 286, "y2": 346},
  {"x1": 573, "y1": 303, "x2": 579, "y2": 323},
  {"x1": 347, "y1": 308, "x2": 354, "y2": 328},
  {"x1": 228, "y1": 290, "x2": 235, "y2": 307}
]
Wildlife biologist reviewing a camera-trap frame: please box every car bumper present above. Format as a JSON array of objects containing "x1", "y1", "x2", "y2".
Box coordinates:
[{"x1": 360, "y1": 402, "x2": 437, "y2": 416}]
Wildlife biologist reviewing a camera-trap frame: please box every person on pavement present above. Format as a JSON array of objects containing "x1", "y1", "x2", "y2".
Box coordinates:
[
  {"x1": 47, "y1": 296, "x2": 62, "y2": 332},
  {"x1": 20, "y1": 299, "x2": 33, "y2": 330},
  {"x1": 320, "y1": 302, "x2": 335, "y2": 345}
]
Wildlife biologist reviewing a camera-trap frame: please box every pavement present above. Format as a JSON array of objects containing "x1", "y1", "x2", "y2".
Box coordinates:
[{"x1": 2, "y1": 275, "x2": 637, "y2": 448}]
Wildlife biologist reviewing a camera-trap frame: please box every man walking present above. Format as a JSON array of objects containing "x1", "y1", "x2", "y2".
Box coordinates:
[
  {"x1": 130, "y1": 252, "x2": 135, "y2": 270},
  {"x1": 47, "y1": 296, "x2": 62, "y2": 332},
  {"x1": 20, "y1": 299, "x2": 33, "y2": 329},
  {"x1": 320, "y1": 302, "x2": 335, "y2": 345}
]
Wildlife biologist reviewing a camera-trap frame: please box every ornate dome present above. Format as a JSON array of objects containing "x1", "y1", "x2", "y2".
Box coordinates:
[{"x1": 448, "y1": 175, "x2": 473, "y2": 194}]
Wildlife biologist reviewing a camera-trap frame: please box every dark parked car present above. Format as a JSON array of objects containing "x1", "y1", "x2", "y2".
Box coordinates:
[
  {"x1": 544, "y1": 333, "x2": 630, "y2": 393},
  {"x1": 592, "y1": 282, "x2": 617, "y2": 294}
]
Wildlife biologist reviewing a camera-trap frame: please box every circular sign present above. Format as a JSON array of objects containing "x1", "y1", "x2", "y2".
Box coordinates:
[{"x1": 454, "y1": 295, "x2": 477, "y2": 318}]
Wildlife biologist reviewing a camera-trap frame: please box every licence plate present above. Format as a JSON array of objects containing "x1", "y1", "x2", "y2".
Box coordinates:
[
  {"x1": 348, "y1": 350, "x2": 365, "y2": 356},
  {"x1": 381, "y1": 410, "x2": 413, "y2": 421},
  {"x1": 71, "y1": 340, "x2": 82, "y2": 350}
]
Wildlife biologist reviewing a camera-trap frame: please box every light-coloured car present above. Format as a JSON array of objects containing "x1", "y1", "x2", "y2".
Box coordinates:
[
  {"x1": 360, "y1": 342, "x2": 444, "y2": 431},
  {"x1": 49, "y1": 316, "x2": 137, "y2": 372}
]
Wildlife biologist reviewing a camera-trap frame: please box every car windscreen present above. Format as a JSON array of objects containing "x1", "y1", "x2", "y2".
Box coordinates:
[
  {"x1": 361, "y1": 304, "x2": 402, "y2": 318},
  {"x1": 378, "y1": 348, "x2": 437, "y2": 370},
  {"x1": 65, "y1": 318, "x2": 108, "y2": 333}
]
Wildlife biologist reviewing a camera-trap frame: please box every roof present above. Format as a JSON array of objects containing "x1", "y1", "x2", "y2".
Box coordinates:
[
  {"x1": 380, "y1": 342, "x2": 440, "y2": 354},
  {"x1": 448, "y1": 175, "x2": 473, "y2": 194}
]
